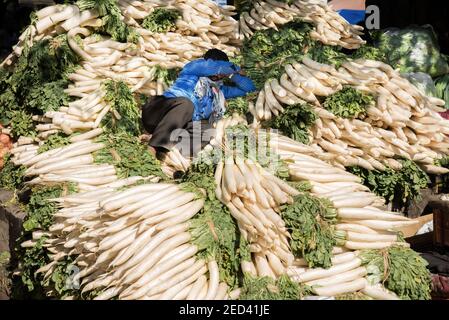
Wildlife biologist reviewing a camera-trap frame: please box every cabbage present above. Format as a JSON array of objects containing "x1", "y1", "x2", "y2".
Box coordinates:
[{"x1": 375, "y1": 25, "x2": 449, "y2": 77}]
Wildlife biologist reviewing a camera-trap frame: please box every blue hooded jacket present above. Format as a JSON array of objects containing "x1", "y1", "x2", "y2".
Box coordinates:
[{"x1": 163, "y1": 59, "x2": 257, "y2": 121}]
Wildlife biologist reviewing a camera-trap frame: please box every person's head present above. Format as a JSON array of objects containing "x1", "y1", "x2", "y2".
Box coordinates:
[
  {"x1": 204, "y1": 49, "x2": 229, "y2": 62},
  {"x1": 204, "y1": 49, "x2": 230, "y2": 81}
]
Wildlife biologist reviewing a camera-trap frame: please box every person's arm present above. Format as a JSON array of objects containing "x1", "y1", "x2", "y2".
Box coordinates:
[
  {"x1": 221, "y1": 73, "x2": 257, "y2": 99},
  {"x1": 180, "y1": 59, "x2": 238, "y2": 77}
]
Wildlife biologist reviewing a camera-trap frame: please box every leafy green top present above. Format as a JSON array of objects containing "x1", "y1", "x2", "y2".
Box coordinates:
[
  {"x1": 76, "y1": 0, "x2": 138, "y2": 42},
  {"x1": 94, "y1": 131, "x2": 166, "y2": 179},
  {"x1": 102, "y1": 80, "x2": 142, "y2": 136},
  {"x1": 323, "y1": 87, "x2": 374, "y2": 119},
  {"x1": 347, "y1": 159, "x2": 430, "y2": 209},
  {"x1": 280, "y1": 193, "x2": 337, "y2": 268},
  {"x1": 23, "y1": 183, "x2": 77, "y2": 232},
  {"x1": 267, "y1": 103, "x2": 317, "y2": 145},
  {"x1": 225, "y1": 97, "x2": 250, "y2": 117},
  {"x1": 241, "y1": 20, "x2": 314, "y2": 89},
  {"x1": 360, "y1": 246, "x2": 432, "y2": 300},
  {"x1": 239, "y1": 274, "x2": 312, "y2": 300},
  {"x1": 0, "y1": 153, "x2": 26, "y2": 190},
  {"x1": 38, "y1": 133, "x2": 72, "y2": 154},
  {"x1": 351, "y1": 45, "x2": 387, "y2": 62},
  {"x1": 142, "y1": 8, "x2": 180, "y2": 33},
  {"x1": 0, "y1": 35, "x2": 78, "y2": 136}
]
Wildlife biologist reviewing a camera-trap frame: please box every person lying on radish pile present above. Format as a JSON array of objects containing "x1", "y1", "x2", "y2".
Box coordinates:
[{"x1": 141, "y1": 49, "x2": 256, "y2": 160}]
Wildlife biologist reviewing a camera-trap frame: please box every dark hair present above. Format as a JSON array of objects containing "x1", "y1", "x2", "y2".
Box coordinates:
[{"x1": 204, "y1": 49, "x2": 229, "y2": 62}]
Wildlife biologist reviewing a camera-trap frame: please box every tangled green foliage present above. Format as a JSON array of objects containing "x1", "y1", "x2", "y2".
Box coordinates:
[
  {"x1": 0, "y1": 89, "x2": 18, "y2": 126},
  {"x1": 76, "y1": 0, "x2": 138, "y2": 43},
  {"x1": 154, "y1": 66, "x2": 180, "y2": 87},
  {"x1": 350, "y1": 45, "x2": 387, "y2": 62},
  {"x1": 235, "y1": 0, "x2": 295, "y2": 16},
  {"x1": 13, "y1": 182, "x2": 76, "y2": 298},
  {"x1": 27, "y1": 79, "x2": 71, "y2": 113},
  {"x1": 347, "y1": 159, "x2": 430, "y2": 209},
  {"x1": 38, "y1": 133, "x2": 72, "y2": 154},
  {"x1": 15, "y1": 240, "x2": 79, "y2": 299},
  {"x1": 241, "y1": 19, "x2": 349, "y2": 89},
  {"x1": 241, "y1": 20, "x2": 315, "y2": 88},
  {"x1": 9, "y1": 110, "x2": 36, "y2": 139},
  {"x1": 142, "y1": 8, "x2": 180, "y2": 33},
  {"x1": 94, "y1": 131, "x2": 166, "y2": 180},
  {"x1": 225, "y1": 97, "x2": 250, "y2": 116},
  {"x1": 9, "y1": 35, "x2": 79, "y2": 97},
  {"x1": 181, "y1": 151, "x2": 244, "y2": 289},
  {"x1": 267, "y1": 103, "x2": 317, "y2": 144},
  {"x1": 435, "y1": 155, "x2": 449, "y2": 169},
  {"x1": 307, "y1": 42, "x2": 347, "y2": 68},
  {"x1": 289, "y1": 180, "x2": 313, "y2": 193},
  {"x1": 281, "y1": 193, "x2": 337, "y2": 268},
  {"x1": 360, "y1": 246, "x2": 432, "y2": 300},
  {"x1": 102, "y1": 80, "x2": 142, "y2": 136},
  {"x1": 42, "y1": 256, "x2": 80, "y2": 299},
  {"x1": 0, "y1": 35, "x2": 78, "y2": 136},
  {"x1": 15, "y1": 237, "x2": 49, "y2": 294},
  {"x1": 23, "y1": 184, "x2": 77, "y2": 232},
  {"x1": 239, "y1": 274, "x2": 312, "y2": 300},
  {"x1": 323, "y1": 87, "x2": 374, "y2": 119},
  {"x1": 0, "y1": 154, "x2": 26, "y2": 190}
]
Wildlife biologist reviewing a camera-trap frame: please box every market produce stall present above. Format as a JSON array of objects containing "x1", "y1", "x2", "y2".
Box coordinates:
[{"x1": 1, "y1": 0, "x2": 448, "y2": 300}]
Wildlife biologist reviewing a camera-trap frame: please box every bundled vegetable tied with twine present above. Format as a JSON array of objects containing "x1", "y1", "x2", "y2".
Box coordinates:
[{"x1": 360, "y1": 246, "x2": 432, "y2": 300}]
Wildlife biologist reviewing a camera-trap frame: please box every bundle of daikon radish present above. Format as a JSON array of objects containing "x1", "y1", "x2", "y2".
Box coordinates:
[
  {"x1": 252, "y1": 55, "x2": 449, "y2": 175},
  {"x1": 1, "y1": 0, "x2": 434, "y2": 300},
  {"x1": 24, "y1": 180, "x2": 240, "y2": 300},
  {"x1": 238, "y1": 0, "x2": 365, "y2": 49},
  {"x1": 210, "y1": 116, "x2": 299, "y2": 279}
]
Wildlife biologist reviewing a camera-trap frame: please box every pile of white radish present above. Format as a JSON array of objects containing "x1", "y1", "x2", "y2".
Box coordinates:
[
  {"x1": 25, "y1": 181, "x2": 240, "y2": 300},
  {"x1": 119, "y1": 0, "x2": 241, "y2": 44},
  {"x1": 2, "y1": 0, "x2": 240, "y2": 141},
  {"x1": 252, "y1": 55, "x2": 449, "y2": 175},
  {"x1": 9, "y1": 129, "x2": 143, "y2": 192},
  {"x1": 206, "y1": 128, "x2": 417, "y2": 298},
  {"x1": 2, "y1": 0, "x2": 435, "y2": 300},
  {"x1": 266, "y1": 130, "x2": 419, "y2": 239},
  {"x1": 1, "y1": 1, "x2": 240, "y2": 69},
  {"x1": 239, "y1": 0, "x2": 365, "y2": 49}
]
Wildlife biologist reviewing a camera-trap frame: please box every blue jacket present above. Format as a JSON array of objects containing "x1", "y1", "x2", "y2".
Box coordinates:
[{"x1": 163, "y1": 59, "x2": 256, "y2": 121}]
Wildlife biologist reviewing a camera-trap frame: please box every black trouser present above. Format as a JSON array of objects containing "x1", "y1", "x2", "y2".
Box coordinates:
[{"x1": 141, "y1": 96, "x2": 214, "y2": 157}]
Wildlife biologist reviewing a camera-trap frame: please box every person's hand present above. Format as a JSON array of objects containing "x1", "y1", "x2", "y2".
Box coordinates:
[
  {"x1": 237, "y1": 69, "x2": 247, "y2": 76},
  {"x1": 210, "y1": 74, "x2": 229, "y2": 81}
]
